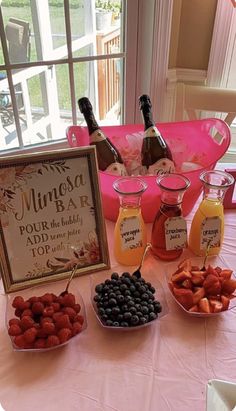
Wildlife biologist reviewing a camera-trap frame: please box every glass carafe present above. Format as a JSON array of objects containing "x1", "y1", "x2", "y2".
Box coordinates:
[
  {"x1": 189, "y1": 170, "x2": 234, "y2": 256},
  {"x1": 113, "y1": 177, "x2": 147, "y2": 265},
  {"x1": 151, "y1": 173, "x2": 190, "y2": 261}
]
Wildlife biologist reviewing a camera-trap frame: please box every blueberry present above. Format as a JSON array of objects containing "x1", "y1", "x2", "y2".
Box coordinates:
[
  {"x1": 117, "y1": 313, "x2": 123, "y2": 321},
  {"x1": 139, "y1": 316, "x2": 148, "y2": 324},
  {"x1": 148, "y1": 304, "x2": 155, "y2": 312},
  {"x1": 117, "y1": 294, "x2": 125, "y2": 304},
  {"x1": 122, "y1": 272, "x2": 131, "y2": 278},
  {"x1": 127, "y1": 300, "x2": 135, "y2": 307},
  {"x1": 120, "y1": 283, "x2": 128, "y2": 291},
  {"x1": 105, "y1": 308, "x2": 112, "y2": 316},
  {"x1": 95, "y1": 283, "x2": 103, "y2": 293},
  {"x1": 106, "y1": 320, "x2": 113, "y2": 326},
  {"x1": 123, "y1": 312, "x2": 132, "y2": 321},
  {"x1": 141, "y1": 306, "x2": 149, "y2": 315},
  {"x1": 120, "y1": 321, "x2": 129, "y2": 327},
  {"x1": 112, "y1": 306, "x2": 120, "y2": 315},
  {"x1": 130, "y1": 315, "x2": 139, "y2": 325},
  {"x1": 121, "y1": 304, "x2": 128, "y2": 312},
  {"x1": 129, "y1": 306, "x2": 137, "y2": 315},
  {"x1": 105, "y1": 279, "x2": 111, "y2": 285},
  {"x1": 149, "y1": 312, "x2": 157, "y2": 321},
  {"x1": 141, "y1": 293, "x2": 149, "y2": 301},
  {"x1": 150, "y1": 286, "x2": 156, "y2": 294},
  {"x1": 129, "y1": 285, "x2": 136, "y2": 293},
  {"x1": 113, "y1": 321, "x2": 120, "y2": 327},
  {"x1": 98, "y1": 307, "x2": 105, "y2": 315},
  {"x1": 108, "y1": 298, "x2": 117, "y2": 307},
  {"x1": 111, "y1": 272, "x2": 119, "y2": 280},
  {"x1": 154, "y1": 301, "x2": 162, "y2": 313}
]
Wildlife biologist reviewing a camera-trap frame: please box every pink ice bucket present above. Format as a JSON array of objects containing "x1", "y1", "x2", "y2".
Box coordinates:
[{"x1": 66, "y1": 118, "x2": 231, "y2": 223}]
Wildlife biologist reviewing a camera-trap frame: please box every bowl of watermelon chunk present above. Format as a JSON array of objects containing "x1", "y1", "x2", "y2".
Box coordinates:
[{"x1": 166, "y1": 255, "x2": 236, "y2": 317}]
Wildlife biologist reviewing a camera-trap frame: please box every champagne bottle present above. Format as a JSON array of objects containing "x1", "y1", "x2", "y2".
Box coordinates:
[
  {"x1": 78, "y1": 97, "x2": 127, "y2": 175},
  {"x1": 139, "y1": 94, "x2": 175, "y2": 175}
]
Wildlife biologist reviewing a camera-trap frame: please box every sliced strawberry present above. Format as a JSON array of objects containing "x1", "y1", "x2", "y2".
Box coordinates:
[
  {"x1": 173, "y1": 288, "x2": 194, "y2": 310},
  {"x1": 203, "y1": 274, "x2": 221, "y2": 296},
  {"x1": 189, "y1": 304, "x2": 199, "y2": 313},
  {"x1": 221, "y1": 279, "x2": 236, "y2": 295},
  {"x1": 191, "y1": 275, "x2": 205, "y2": 286},
  {"x1": 209, "y1": 299, "x2": 223, "y2": 313},
  {"x1": 171, "y1": 270, "x2": 191, "y2": 283},
  {"x1": 178, "y1": 258, "x2": 192, "y2": 271},
  {"x1": 198, "y1": 298, "x2": 211, "y2": 313},
  {"x1": 219, "y1": 269, "x2": 233, "y2": 280},
  {"x1": 206, "y1": 265, "x2": 219, "y2": 277},
  {"x1": 182, "y1": 279, "x2": 193, "y2": 289},
  {"x1": 193, "y1": 287, "x2": 205, "y2": 305},
  {"x1": 221, "y1": 295, "x2": 230, "y2": 311}
]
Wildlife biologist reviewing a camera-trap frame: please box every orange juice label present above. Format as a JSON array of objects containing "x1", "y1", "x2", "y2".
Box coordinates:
[
  {"x1": 120, "y1": 216, "x2": 142, "y2": 250},
  {"x1": 165, "y1": 217, "x2": 187, "y2": 250},
  {"x1": 200, "y1": 217, "x2": 221, "y2": 249}
]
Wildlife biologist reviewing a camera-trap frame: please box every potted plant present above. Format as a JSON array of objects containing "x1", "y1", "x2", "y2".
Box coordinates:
[{"x1": 95, "y1": 0, "x2": 113, "y2": 30}]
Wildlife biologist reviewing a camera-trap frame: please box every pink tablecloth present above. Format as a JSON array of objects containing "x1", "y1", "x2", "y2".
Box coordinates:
[{"x1": 0, "y1": 189, "x2": 236, "y2": 411}]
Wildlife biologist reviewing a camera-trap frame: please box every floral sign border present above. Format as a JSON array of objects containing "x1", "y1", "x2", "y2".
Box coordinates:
[{"x1": 0, "y1": 146, "x2": 110, "y2": 293}]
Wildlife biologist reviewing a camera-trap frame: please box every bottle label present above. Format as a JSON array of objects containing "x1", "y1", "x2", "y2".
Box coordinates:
[
  {"x1": 147, "y1": 158, "x2": 175, "y2": 175},
  {"x1": 200, "y1": 217, "x2": 221, "y2": 249},
  {"x1": 105, "y1": 162, "x2": 128, "y2": 176},
  {"x1": 165, "y1": 217, "x2": 187, "y2": 250},
  {"x1": 145, "y1": 125, "x2": 161, "y2": 138},
  {"x1": 120, "y1": 216, "x2": 143, "y2": 250},
  {"x1": 90, "y1": 129, "x2": 106, "y2": 143}
]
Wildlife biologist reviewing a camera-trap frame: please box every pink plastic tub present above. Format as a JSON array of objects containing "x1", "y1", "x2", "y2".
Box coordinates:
[{"x1": 66, "y1": 118, "x2": 231, "y2": 223}]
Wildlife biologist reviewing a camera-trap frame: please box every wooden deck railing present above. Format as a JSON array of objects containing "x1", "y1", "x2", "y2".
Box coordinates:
[{"x1": 96, "y1": 27, "x2": 120, "y2": 119}]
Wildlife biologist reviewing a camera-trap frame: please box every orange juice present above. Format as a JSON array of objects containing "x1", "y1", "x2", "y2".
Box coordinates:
[
  {"x1": 188, "y1": 198, "x2": 224, "y2": 256},
  {"x1": 114, "y1": 206, "x2": 147, "y2": 265}
]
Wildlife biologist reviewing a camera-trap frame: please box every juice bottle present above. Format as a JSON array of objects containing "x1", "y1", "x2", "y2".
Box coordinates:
[
  {"x1": 113, "y1": 177, "x2": 147, "y2": 265},
  {"x1": 189, "y1": 170, "x2": 234, "y2": 256},
  {"x1": 151, "y1": 173, "x2": 190, "y2": 261}
]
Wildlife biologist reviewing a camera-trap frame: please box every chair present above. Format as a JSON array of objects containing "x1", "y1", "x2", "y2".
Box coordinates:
[
  {"x1": 174, "y1": 82, "x2": 236, "y2": 127},
  {"x1": 0, "y1": 18, "x2": 31, "y2": 127}
]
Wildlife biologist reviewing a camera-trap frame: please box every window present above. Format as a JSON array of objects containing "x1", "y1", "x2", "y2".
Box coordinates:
[{"x1": 0, "y1": 0, "x2": 124, "y2": 153}]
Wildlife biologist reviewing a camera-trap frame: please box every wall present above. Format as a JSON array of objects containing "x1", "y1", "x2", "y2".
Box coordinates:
[{"x1": 169, "y1": 0, "x2": 217, "y2": 70}]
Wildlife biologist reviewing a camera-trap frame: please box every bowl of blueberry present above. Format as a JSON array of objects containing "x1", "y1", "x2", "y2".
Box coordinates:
[{"x1": 91, "y1": 270, "x2": 169, "y2": 329}]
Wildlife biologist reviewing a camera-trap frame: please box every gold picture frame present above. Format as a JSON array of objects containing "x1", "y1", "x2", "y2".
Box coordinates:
[{"x1": 0, "y1": 146, "x2": 110, "y2": 293}]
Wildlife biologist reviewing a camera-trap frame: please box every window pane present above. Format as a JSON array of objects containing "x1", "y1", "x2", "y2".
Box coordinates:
[
  {"x1": 0, "y1": 71, "x2": 19, "y2": 151},
  {"x1": 74, "y1": 56, "x2": 122, "y2": 125}
]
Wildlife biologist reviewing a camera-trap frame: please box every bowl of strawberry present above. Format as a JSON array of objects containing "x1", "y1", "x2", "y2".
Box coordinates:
[
  {"x1": 6, "y1": 281, "x2": 87, "y2": 351},
  {"x1": 166, "y1": 255, "x2": 236, "y2": 317}
]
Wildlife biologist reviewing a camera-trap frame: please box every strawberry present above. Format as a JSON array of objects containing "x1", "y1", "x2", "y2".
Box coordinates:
[
  {"x1": 12, "y1": 296, "x2": 26, "y2": 310},
  {"x1": 182, "y1": 279, "x2": 192, "y2": 289},
  {"x1": 203, "y1": 274, "x2": 221, "y2": 296},
  {"x1": 198, "y1": 298, "x2": 211, "y2": 313},
  {"x1": 42, "y1": 306, "x2": 54, "y2": 317},
  {"x1": 209, "y1": 299, "x2": 223, "y2": 313},
  {"x1": 21, "y1": 309, "x2": 33, "y2": 317},
  {"x1": 221, "y1": 295, "x2": 230, "y2": 311},
  {"x1": 221, "y1": 279, "x2": 236, "y2": 295},
  {"x1": 74, "y1": 303, "x2": 81, "y2": 313},
  {"x1": 173, "y1": 288, "x2": 194, "y2": 310},
  {"x1": 62, "y1": 307, "x2": 77, "y2": 321},
  {"x1": 188, "y1": 305, "x2": 199, "y2": 313},
  {"x1": 171, "y1": 270, "x2": 191, "y2": 283},
  {"x1": 206, "y1": 265, "x2": 219, "y2": 277},
  {"x1": 219, "y1": 269, "x2": 233, "y2": 280},
  {"x1": 191, "y1": 275, "x2": 205, "y2": 286},
  {"x1": 193, "y1": 287, "x2": 205, "y2": 305},
  {"x1": 178, "y1": 258, "x2": 192, "y2": 271}
]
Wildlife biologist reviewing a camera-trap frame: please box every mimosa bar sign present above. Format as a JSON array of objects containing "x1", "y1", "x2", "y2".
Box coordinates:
[{"x1": 0, "y1": 147, "x2": 110, "y2": 293}]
